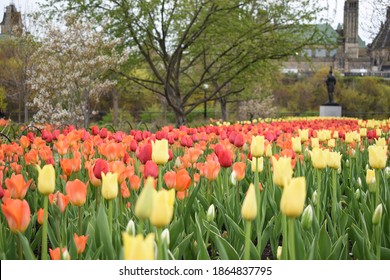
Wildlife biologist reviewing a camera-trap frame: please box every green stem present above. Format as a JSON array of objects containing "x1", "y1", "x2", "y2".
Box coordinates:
[
  {"x1": 78, "y1": 206, "x2": 83, "y2": 235},
  {"x1": 375, "y1": 225, "x2": 381, "y2": 260},
  {"x1": 225, "y1": 169, "x2": 230, "y2": 214},
  {"x1": 331, "y1": 169, "x2": 338, "y2": 231},
  {"x1": 158, "y1": 165, "x2": 163, "y2": 191},
  {"x1": 288, "y1": 218, "x2": 296, "y2": 260},
  {"x1": 138, "y1": 219, "x2": 144, "y2": 235},
  {"x1": 41, "y1": 195, "x2": 49, "y2": 260},
  {"x1": 157, "y1": 228, "x2": 164, "y2": 260},
  {"x1": 316, "y1": 169, "x2": 322, "y2": 223},
  {"x1": 254, "y1": 157, "x2": 262, "y2": 254},
  {"x1": 95, "y1": 186, "x2": 100, "y2": 211},
  {"x1": 17, "y1": 234, "x2": 22, "y2": 260},
  {"x1": 375, "y1": 169, "x2": 381, "y2": 208},
  {"x1": 282, "y1": 215, "x2": 288, "y2": 260},
  {"x1": 108, "y1": 200, "x2": 113, "y2": 235},
  {"x1": 244, "y1": 220, "x2": 252, "y2": 260}
]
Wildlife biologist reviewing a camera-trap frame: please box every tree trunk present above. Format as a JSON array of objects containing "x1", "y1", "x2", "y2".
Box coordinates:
[
  {"x1": 112, "y1": 89, "x2": 118, "y2": 128},
  {"x1": 83, "y1": 90, "x2": 90, "y2": 129},
  {"x1": 23, "y1": 92, "x2": 28, "y2": 123},
  {"x1": 174, "y1": 108, "x2": 187, "y2": 127},
  {"x1": 220, "y1": 96, "x2": 227, "y2": 121}
]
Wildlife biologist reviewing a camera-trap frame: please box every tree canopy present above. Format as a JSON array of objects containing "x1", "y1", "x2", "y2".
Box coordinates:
[{"x1": 41, "y1": 0, "x2": 328, "y2": 126}]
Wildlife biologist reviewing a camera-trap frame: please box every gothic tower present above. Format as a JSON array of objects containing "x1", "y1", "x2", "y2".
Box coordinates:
[
  {"x1": 343, "y1": 0, "x2": 359, "y2": 58},
  {"x1": 0, "y1": 3, "x2": 23, "y2": 35}
]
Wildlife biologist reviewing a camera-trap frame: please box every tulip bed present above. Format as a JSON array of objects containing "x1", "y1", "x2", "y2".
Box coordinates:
[{"x1": 0, "y1": 117, "x2": 389, "y2": 260}]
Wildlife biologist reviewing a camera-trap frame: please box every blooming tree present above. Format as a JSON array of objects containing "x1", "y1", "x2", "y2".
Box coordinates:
[{"x1": 27, "y1": 15, "x2": 126, "y2": 127}]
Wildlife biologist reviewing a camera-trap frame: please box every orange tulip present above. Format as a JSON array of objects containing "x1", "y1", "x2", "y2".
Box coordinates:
[
  {"x1": 49, "y1": 247, "x2": 71, "y2": 260},
  {"x1": 1, "y1": 198, "x2": 31, "y2": 233},
  {"x1": 121, "y1": 182, "x2": 131, "y2": 198},
  {"x1": 54, "y1": 139, "x2": 69, "y2": 156},
  {"x1": 49, "y1": 191, "x2": 70, "y2": 213},
  {"x1": 175, "y1": 169, "x2": 191, "y2": 192},
  {"x1": 4, "y1": 173, "x2": 32, "y2": 199},
  {"x1": 73, "y1": 233, "x2": 89, "y2": 254},
  {"x1": 24, "y1": 149, "x2": 39, "y2": 165},
  {"x1": 129, "y1": 175, "x2": 141, "y2": 191},
  {"x1": 19, "y1": 135, "x2": 31, "y2": 149},
  {"x1": 232, "y1": 162, "x2": 246, "y2": 181},
  {"x1": 37, "y1": 208, "x2": 47, "y2": 225},
  {"x1": 203, "y1": 160, "x2": 221, "y2": 181},
  {"x1": 65, "y1": 179, "x2": 88, "y2": 207},
  {"x1": 163, "y1": 170, "x2": 176, "y2": 189}
]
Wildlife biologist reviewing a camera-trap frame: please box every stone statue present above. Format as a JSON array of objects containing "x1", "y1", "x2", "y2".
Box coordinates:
[{"x1": 325, "y1": 67, "x2": 336, "y2": 104}]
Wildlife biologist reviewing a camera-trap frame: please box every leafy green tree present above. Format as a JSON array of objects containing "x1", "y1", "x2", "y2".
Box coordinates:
[{"x1": 44, "y1": 0, "x2": 326, "y2": 126}]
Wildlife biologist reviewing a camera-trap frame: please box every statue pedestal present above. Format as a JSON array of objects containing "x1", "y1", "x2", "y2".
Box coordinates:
[{"x1": 320, "y1": 103, "x2": 342, "y2": 117}]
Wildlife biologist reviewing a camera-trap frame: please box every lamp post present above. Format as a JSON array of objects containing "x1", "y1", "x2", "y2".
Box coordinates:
[{"x1": 203, "y1": 83, "x2": 209, "y2": 119}]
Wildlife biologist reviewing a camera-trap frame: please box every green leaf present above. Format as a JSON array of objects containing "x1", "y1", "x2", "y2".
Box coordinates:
[
  {"x1": 194, "y1": 214, "x2": 210, "y2": 260},
  {"x1": 172, "y1": 233, "x2": 194, "y2": 260},
  {"x1": 210, "y1": 233, "x2": 239, "y2": 260},
  {"x1": 380, "y1": 247, "x2": 390, "y2": 260},
  {"x1": 96, "y1": 204, "x2": 115, "y2": 260},
  {"x1": 17, "y1": 233, "x2": 36, "y2": 260},
  {"x1": 318, "y1": 223, "x2": 331, "y2": 259}
]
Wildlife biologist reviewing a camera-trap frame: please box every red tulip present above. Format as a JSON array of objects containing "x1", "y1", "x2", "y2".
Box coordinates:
[
  {"x1": 218, "y1": 149, "x2": 233, "y2": 168},
  {"x1": 93, "y1": 158, "x2": 109, "y2": 180},
  {"x1": 143, "y1": 160, "x2": 159, "y2": 178}
]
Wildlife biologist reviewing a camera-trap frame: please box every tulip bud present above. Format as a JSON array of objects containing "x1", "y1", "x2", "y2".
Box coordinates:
[
  {"x1": 385, "y1": 167, "x2": 390, "y2": 179},
  {"x1": 312, "y1": 191, "x2": 318, "y2": 206},
  {"x1": 292, "y1": 137, "x2": 301, "y2": 153},
  {"x1": 277, "y1": 246, "x2": 283, "y2": 260},
  {"x1": 301, "y1": 205, "x2": 313, "y2": 230},
  {"x1": 241, "y1": 184, "x2": 257, "y2": 221},
  {"x1": 265, "y1": 144, "x2": 272, "y2": 157},
  {"x1": 251, "y1": 136, "x2": 264, "y2": 157},
  {"x1": 354, "y1": 189, "x2": 361, "y2": 200},
  {"x1": 161, "y1": 228, "x2": 170, "y2": 246},
  {"x1": 126, "y1": 219, "x2": 136, "y2": 236},
  {"x1": 357, "y1": 177, "x2": 362, "y2": 187},
  {"x1": 280, "y1": 177, "x2": 306, "y2": 218},
  {"x1": 207, "y1": 204, "x2": 215, "y2": 222},
  {"x1": 345, "y1": 159, "x2": 350, "y2": 167},
  {"x1": 230, "y1": 171, "x2": 237, "y2": 186},
  {"x1": 366, "y1": 169, "x2": 376, "y2": 193},
  {"x1": 372, "y1": 204, "x2": 383, "y2": 225},
  {"x1": 101, "y1": 172, "x2": 118, "y2": 200}
]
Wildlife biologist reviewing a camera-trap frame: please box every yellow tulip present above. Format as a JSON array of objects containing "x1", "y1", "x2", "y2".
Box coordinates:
[
  {"x1": 265, "y1": 144, "x2": 273, "y2": 157},
  {"x1": 375, "y1": 138, "x2": 387, "y2": 147},
  {"x1": 328, "y1": 138, "x2": 335, "y2": 148},
  {"x1": 360, "y1": 128, "x2": 367, "y2": 137},
  {"x1": 241, "y1": 183, "x2": 257, "y2": 221},
  {"x1": 366, "y1": 168, "x2": 376, "y2": 190},
  {"x1": 36, "y1": 164, "x2": 55, "y2": 195},
  {"x1": 250, "y1": 136, "x2": 264, "y2": 157},
  {"x1": 333, "y1": 131, "x2": 339, "y2": 139},
  {"x1": 272, "y1": 156, "x2": 293, "y2": 187},
  {"x1": 122, "y1": 232, "x2": 155, "y2": 260},
  {"x1": 101, "y1": 172, "x2": 118, "y2": 200},
  {"x1": 310, "y1": 148, "x2": 327, "y2": 169},
  {"x1": 152, "y1": 139, "x2": 169, "y2": 165},
  {"x1": 250, "y1": 157, "x2": 264, "y2": 173},
  {"x1": 376, "y1": 128, "x2": 382, "y2": 138},
  {"x1": 149, "y1": 189, "x2": 175, "y2": 228},
  {"x1": 368, "y1": 145, "x2": 387, "y2": 169},
  {"x1": 291, "y1": 137, "x2": 301, "y2": 153},
  {"x1": 298, "y1": 129, "x2": 309, "y2": 142},
  {"x1": 327, "y1": 151, "x2": 342, "y2": 170},
  {"x1": 311, "y1": 138, "x2": 319, "y2": 149},
  {"x1": 345, "y1": 132, "x2": 355, "y2": 144},
  {"x1": 280, "y1": 177, "x2": 306, "y2": 218},
  {"x1": 134, "y1": 177, "x2": 156, "y2": 219}
]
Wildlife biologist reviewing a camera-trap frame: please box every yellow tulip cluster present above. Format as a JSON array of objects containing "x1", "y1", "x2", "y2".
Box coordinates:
[{"x1": 135, "y1": 177, "x2": 175, "y2": 228}]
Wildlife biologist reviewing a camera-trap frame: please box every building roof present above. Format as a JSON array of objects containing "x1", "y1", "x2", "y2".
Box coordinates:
[{"x1": 371, "y1": 7, "x2": 390, "y2": 49}]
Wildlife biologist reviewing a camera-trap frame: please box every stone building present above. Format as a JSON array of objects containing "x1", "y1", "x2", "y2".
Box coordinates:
[
  {"x1": 283, "y1": 0, "x2": 390, "y2": 76},
  {"x1": 0, "y1": 3, "x2": 23, "y2": 36}
]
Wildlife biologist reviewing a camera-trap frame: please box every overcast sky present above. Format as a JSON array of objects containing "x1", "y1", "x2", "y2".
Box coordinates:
[{"x1": 1, "y1": 0, "x2": 387, "y2": 44}]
